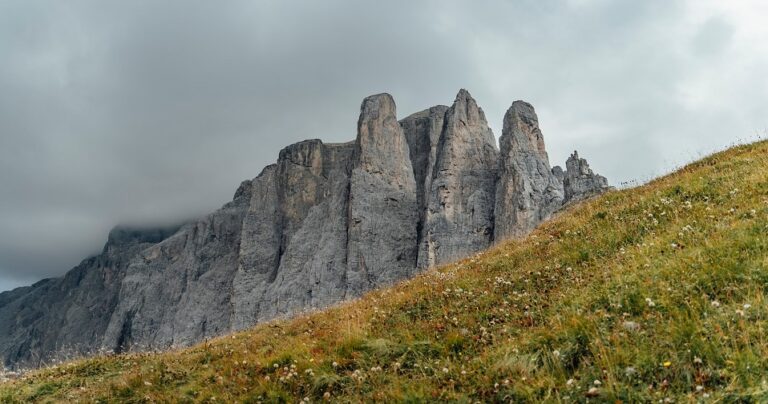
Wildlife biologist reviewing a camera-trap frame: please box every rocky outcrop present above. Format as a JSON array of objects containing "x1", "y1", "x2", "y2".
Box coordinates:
[
  {"x1": 495, "y1": 101, "x2": 564, "y2": 240},
  {"x1": 561, "y1": 151, "x2": 611, "y2": 203},
  {"x1": 0, "y1": 90, "x2": 610, "y2": 370},
  {"x1": 346, "y1": 94, "x2": 419, "y2": 294},
  {"x1": 417, "y1": 90, "x2": 498, "y2": 267}
]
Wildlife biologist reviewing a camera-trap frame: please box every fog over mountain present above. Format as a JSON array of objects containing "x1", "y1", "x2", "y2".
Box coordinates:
[{"x1": 1, "y1": 0, "x2": 767, "y2": 292}]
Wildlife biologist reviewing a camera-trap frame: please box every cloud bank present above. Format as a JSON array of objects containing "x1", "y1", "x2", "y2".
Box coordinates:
[{"x1": 1, "y1": 0, "x2": 766, "y2": 291}]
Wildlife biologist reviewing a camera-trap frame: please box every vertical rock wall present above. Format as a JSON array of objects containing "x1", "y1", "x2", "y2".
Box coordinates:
[
  {"x1": 417, "y1": 90, "x2": 499, "y2": 267},
  {"x1": 494, "y1": 101, "x2": 565, "y2": 240},
  {"x1": 346, "y1": 94, "x2": 419, "y2": 295},
  {"x1": 0, "y1": 90, "x2": 611, "y2": 369}
]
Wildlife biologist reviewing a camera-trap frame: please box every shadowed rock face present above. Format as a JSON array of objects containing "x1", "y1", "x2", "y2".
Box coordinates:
[
  {"x1": 401, "y1": 105, "x2": 449, "y2": 224},
  {"x1": 0, "y1": 225, "x2": 180, "y2": 368},
  {"x1": 0, "y1": 90, "x2": 610, "y2": 369}
]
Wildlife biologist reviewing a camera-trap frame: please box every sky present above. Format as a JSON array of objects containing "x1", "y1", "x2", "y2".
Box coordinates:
[{"x1": 1, "y1": 0, "x2": 767, "y2": 292}]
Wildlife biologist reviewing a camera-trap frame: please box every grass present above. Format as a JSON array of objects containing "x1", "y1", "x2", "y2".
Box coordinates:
[{"x1": 2, "y1": 140, "x2": 768, "y2": 403}]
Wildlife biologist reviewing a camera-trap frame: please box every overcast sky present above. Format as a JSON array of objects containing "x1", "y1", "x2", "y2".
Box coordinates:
[{"x1": 1, "y1": 0, "x2": 767, "y2": 292}]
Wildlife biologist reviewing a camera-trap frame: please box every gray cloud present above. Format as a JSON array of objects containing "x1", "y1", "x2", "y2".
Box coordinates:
[{"x1": 1, "y1": 0, "x2": 766, "y2": 291}]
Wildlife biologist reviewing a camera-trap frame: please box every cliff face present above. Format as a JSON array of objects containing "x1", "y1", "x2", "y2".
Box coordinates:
[
  {"x1": 495, "y1": 101, "x2": 565, "y2": 239},
  {"x1": 0, "y1": 226, "x2": 179, "y2": 368},
  {"x1": 418, "y1": 90, "x2": 498, "y2": 268},
  {"x1": 0, "y1": 90, "x2": 611, "y2": 369}
]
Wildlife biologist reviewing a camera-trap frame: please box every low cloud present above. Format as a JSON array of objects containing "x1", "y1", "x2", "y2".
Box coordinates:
[{"x1": 1, "y1": 0, "x2": 766, "y2": 290}]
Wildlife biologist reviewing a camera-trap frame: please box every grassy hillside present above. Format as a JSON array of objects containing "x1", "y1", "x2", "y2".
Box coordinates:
[{"x1": 2, "y1": 141, "x2": 768, "y2": 403}]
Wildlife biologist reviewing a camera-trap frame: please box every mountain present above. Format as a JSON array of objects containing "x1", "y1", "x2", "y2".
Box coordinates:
[
  {"x1": 3, "y1": 138, "x2": 766, "y2": 402},
  {"x1": 0, "y1": 90, "x2": 610, "y2": 370}
]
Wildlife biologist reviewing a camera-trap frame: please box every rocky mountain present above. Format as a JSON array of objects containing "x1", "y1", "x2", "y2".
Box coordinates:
[{"x1": 0, "y1": 90, "x2": 611, "y2": 370}]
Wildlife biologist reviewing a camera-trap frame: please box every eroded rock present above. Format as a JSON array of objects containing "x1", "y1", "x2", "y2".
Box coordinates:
[{"x1": 0, "y1": 91, "x2": 611, "y2": 369}]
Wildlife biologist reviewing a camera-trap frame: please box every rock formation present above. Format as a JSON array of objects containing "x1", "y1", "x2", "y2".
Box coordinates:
[
  {"x1": 0, "y1": 226, "x2": 180, "y2": 367},
  {"x1": 495, "y1": 101, "x2": 565, "y2": 239},
  {"x1": 346, "y1": 94, "x2": 419, "y2": 295},
  {"x1": 0, "y1": 89, "x2": 610, "y2": 369},
  {"x1": 561, "y1": 151, "x2": 611, "y2": 203},
  {"x1": 417, "y1": 90, "x2": 498, "y2": 268}
]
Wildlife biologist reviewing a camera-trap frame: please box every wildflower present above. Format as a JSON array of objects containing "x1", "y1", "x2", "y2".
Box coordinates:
[
  {"x1": 593, "y1": 380, "x2": 602, "y2": 386},
  {"x1": 645, "y1": 298, "x2": 656, "y2": 307},
  {"x1": 625, "y1": 367, "x2": 636, "y2": 376},
  {"x1": 711, "y1": 300, "x2": 721, "y2": 308},
  {"x1": 586, "y1": 387, "x2": 600, "y2": 397},
  {"x1": 743, "y1": 304, "x2": 752, "y2": 309},
  {"x1": 442, "y1": 367, "x2": 449, "y2": 373},
  {"x1": 663, "y1": 361, "x2": 672, "y2": 368},
  {"x1": 566, "y1": 378, "x2": 575, "y2": 386},
  {"x1": 323, "y1": 392, "x2": 331, "y2": 399},
  {"x1": 332, "y1": 361, "x2": 338, "y2": 368},
  {"x1": 696, "y1": 385, "x2": 704, "y2": 392},
  {"x1": 693, "y1": 357, "x2": 703, "y2": 365},
  {"x1": 553, "y1": 350, "x2": 561, "y2": 358}
]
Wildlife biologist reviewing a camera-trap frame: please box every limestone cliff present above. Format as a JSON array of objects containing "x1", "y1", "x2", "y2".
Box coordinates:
[
  {"x1": 0, "y1": 90, "x2": 610, "y2": 369},
  {"x1": 495, "y1": 101, "x2": 565, "y2": 239},
  {"x1": 417, "y1": 90, "x2": 498, "y2": 268}
]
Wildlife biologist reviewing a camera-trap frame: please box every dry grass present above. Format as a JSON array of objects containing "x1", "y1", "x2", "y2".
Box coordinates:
[{"x1": 3, "y1": 141, "x2": 768, "y2": 403}]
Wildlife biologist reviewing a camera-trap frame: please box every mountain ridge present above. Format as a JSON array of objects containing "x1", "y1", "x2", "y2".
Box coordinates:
[{"x1": 0, "y1": 89, "x2": 610, "y2": 370}]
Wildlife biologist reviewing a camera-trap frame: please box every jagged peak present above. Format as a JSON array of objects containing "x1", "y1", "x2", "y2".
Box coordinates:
[
  {"x1": 359, "y1": 93, "x2": 396, "y2": 119},
  {"x1": 501, "y1": 99, "x2": 547, "y2": 157},
  {"x1": 566, "y1": 150, "x2": 592, "y2": 174},
  {"x1": 439, "y1": 89, "x2": 496, "y2": 151},
  {"x1": 454, "y1": 88, "x2": 473, "y2": 101},
  {"x1": 449, "y1": 89, "x2": 488, "y2": 125},
  {"x1": 508, "y1": 100, "x2": 540, "y2": 128},
  {"x1": 562, "y1": 150, "x2": 611, "y2": 203},
  {"x1": 357, "y1": 92, "x2": 399, "y2": 137}
]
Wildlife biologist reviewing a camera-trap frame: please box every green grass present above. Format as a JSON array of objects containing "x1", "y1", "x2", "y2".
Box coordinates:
[{"x1": 3, "y1": 141, "x2": 768, "y2": 403}]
